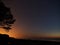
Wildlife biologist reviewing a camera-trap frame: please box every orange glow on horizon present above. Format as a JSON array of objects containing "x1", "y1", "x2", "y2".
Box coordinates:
[
  {"x1": 0, "y1": 28, "x2": 25, "y2": 39},
  {"x1": 0, "y1": 27, "x2": 60, "y2": 39}
]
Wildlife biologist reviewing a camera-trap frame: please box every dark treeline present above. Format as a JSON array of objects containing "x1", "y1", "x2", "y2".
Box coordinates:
[{"x1": 0, "y1": 34, "x2": 59, "y2": 45}]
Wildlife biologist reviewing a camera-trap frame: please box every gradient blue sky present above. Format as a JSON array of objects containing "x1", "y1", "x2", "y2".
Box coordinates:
[{"x1": 2, "y1": 0, "x2": 60, "y2": 39}]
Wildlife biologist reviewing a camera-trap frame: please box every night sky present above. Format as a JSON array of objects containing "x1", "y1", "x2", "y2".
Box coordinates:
[{"x1": 1, "y1": 0, "x2": 60, "y2": 39}]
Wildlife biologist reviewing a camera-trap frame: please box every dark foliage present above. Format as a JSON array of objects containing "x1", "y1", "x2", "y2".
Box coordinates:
[{"x1": 0, "y1": 0, "x2": 16, "y2": 31}]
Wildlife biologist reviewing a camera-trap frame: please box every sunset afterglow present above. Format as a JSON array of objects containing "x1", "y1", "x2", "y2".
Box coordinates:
[{"x1": 2, "y1": 0, "x2": 60, "y2": 39}]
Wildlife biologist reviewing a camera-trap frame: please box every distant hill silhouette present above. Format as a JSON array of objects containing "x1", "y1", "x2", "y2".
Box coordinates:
[
  {"x1": 0, "y1": 34, "x2": 14, "y2": 45},
  {"x1": 0, "y1": 34, "x2": 60, "y2": 45}
]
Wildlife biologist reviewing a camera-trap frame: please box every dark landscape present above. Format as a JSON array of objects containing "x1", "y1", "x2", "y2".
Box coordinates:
[
  {"x1": 0, "y1": 34, "x2": 59, "y2": 45},
  {"x1": 0, "y1": 0, "x2": 60, "y2": 45}
]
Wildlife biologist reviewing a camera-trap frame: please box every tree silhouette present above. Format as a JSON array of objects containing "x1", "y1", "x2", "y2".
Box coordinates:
[{"x1": 0, "y1": 0, "x2": 16, "y2": 31}]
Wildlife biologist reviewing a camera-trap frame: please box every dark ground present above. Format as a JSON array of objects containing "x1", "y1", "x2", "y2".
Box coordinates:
[{"x1": 0, "y1": 34, "x2": 60, "y2": 45}]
